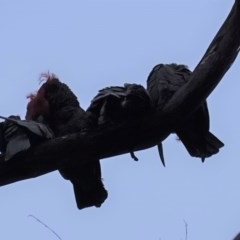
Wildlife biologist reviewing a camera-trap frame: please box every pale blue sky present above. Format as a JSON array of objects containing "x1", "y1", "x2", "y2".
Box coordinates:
[{"x1": 0, "y1": 0, "x2": 239, "y2": 239}]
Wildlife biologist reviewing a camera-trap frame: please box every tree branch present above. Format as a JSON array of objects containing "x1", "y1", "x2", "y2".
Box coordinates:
[
  {"x1": 0, "y1": 1, "x2": 240, "y2": 186},
  {"x1": 163, "y1": 0, "x2": 240, "y2": 118}
]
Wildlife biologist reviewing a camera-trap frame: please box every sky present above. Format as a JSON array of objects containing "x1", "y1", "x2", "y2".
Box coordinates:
[{"x1": 0, "y1": 0, "x2": 239, "y2": 239}]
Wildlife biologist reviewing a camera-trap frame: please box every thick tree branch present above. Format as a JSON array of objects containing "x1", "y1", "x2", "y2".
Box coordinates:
[
  {"x1": 163, "y1": 0, "x2": 240, "y2": 118},
  {"x1": 0, "y1": 1, "x2": 240, "y2": 186}
]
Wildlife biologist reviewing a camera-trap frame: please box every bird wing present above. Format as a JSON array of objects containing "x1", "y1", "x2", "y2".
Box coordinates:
[
  {"x1": 88, "y1": 84, "x2": 152, "y2": 121},
  {"x1": 147, "y1": 64, "x2": 191, "y2": 109},
  {"x1": 0, "y1": 117, "x2": 31, "y2": 161},
  {"x1": 87, "y1": 86, "x2": 126, "y2": 110},
  {"x1": 0, "y1": 116, "x2": 54, "y2": 139},
  {"x1": 87, "y1": 86, "x2": 127, "y2": 124},
  {"x1": 5, "y1": 134, "x2": 31, "y2": 161}
]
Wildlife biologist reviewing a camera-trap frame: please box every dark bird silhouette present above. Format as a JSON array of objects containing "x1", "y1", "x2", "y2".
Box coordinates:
[
  {"x1": 26, "y1": 73, "x2": 107, "y2": 209},
  {"x1": 0, "y1": 115, "x2": 53, "y2": 161},
  {"x1": 87, "y1": 83, "x2": 153, "y2": 161},
  {"x1": 147, "y1": 63, "x2": 224, "y2": 163},
  {"x1": 87, "y1": 84, "x2": 152, "y2": 124}
]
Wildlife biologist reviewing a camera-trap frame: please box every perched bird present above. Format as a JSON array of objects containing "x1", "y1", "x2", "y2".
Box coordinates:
[
  {"x1": 0, "y1": 115, "x2": 53, "y2": 161},
  {"x1": 87, "y1": 83, "x2": 153, "y2": 161},
  {"x1": 147, "y1": 63, "x2": 224, "y2": 163},
  {"x1": 87, "y1": 84, "x2": 152, "y2": 125},
  {"x1": 26, "y1": 73, "x2": 107, "y2": 209}
]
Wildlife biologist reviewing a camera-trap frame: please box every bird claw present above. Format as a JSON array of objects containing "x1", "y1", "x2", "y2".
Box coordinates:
[{"x1": 130, "y1": 151, "x2": 139, "y2": 161}]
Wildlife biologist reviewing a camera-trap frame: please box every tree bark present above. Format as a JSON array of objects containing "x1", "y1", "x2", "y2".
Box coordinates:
[{"x1": 0, "y1": 0, "x2": 240, "y2": 186}]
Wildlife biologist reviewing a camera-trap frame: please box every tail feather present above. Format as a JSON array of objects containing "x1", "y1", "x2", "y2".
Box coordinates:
[
  {"x1": 205, "y1": 131, "x2": 224, "y2": 150},
  {"x1": 72, "y1": 176, "x2": 108, "y2": 209},
  {"x1": 59, "y1": 161, "x2": 108, "y2": 209},
  {"x1": 176, "y1": 130, "x2": 224, "y2": 161}
]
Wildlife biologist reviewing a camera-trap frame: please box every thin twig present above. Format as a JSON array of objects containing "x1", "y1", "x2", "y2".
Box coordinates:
[
  {"x1": 28, "y1": 214, "x2": 63, "y2": 240},
  {"x1": 183, "y1": 220, "x2": 188, "y2": 240}
]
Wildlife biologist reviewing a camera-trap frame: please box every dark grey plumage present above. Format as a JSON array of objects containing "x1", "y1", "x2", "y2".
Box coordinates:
[
  {"x1": 87, "y1": 83, "x2": 152, "y2": 125},
  {"x1": 87, "y1": 83, "x2": 153, "y2": 161},
  {"x1": 26, "y1": 75, "x2": 107, "y2": 209},
  {"x1": 0, "y1": 115, "x2": 53, "y2": 161},
  {"x1": 147, "y1": 63, "x2": 224, "y2": 162}
]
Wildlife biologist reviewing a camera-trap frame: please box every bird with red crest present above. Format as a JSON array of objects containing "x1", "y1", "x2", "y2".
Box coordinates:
[{"x1": 26, "y1": 73, "x2": 108, "y2": 209}]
